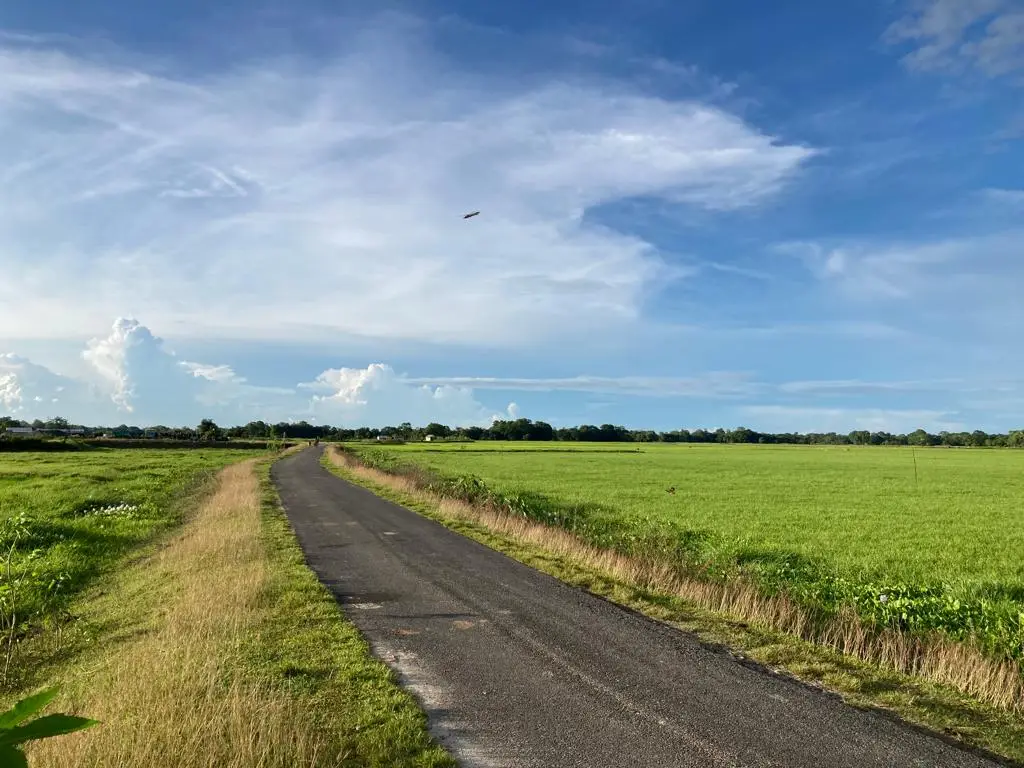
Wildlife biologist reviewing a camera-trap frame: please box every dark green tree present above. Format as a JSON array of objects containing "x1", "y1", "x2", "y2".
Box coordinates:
[{"x1": 197, "y1": 419, "x2": 223, "y2": 441}]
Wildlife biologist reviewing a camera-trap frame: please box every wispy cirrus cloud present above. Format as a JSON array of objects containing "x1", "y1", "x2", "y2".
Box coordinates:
[
  {"x1": 979, "y1": 187, "x2": 1024, "y2": 207},
  {"x1": 885, "y1": 0, "x2": 1024, "y2": 79},
  {"x1": 777, "y1": 232, "x2": 1023, "y2": 301},
  {"x1": 402, "y1": 372, "x2": 760, "y2": 398},
  {"x1": 776, "y1": 378, "x2": 1024, "y2": 397},
  {"x1": 740, "y1": 405, "x2": 965, "y2": 434},
  {"x1": 0, "y1": 17, "x2": 815, "y2": 348},
  {"x1": 777, "y1": 379, "x2": 954, "y2": 396}
]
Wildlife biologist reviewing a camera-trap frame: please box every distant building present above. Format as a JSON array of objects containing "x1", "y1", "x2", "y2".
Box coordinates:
[
  {"x1": 424, "y1": 434, "x2": 435, "y2": 442},
  {"x1": 5, "y1": 427, "x2": 37, "y2": 435}
]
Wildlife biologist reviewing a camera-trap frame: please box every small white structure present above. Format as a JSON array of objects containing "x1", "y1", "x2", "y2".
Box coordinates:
[{"x1": 424, "y1": 434, "x2": 435, "y2": 442}]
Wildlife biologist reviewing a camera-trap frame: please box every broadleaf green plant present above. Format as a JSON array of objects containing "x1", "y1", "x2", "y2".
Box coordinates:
[{"x1": 0, "y1": 687, "x2": 98, "y2": 767}]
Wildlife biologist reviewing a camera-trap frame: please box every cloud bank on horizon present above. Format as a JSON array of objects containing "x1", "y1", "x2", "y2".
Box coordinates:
[
  {"x1": 2, "y1": 316, "x2": 1016, "y2": 435},
  {"x1": 1, "y1": 0, "x2": 1023, "y2": 433},
  {"x1": 1, "y1": 318, "x2": 518, "y2": 427}
]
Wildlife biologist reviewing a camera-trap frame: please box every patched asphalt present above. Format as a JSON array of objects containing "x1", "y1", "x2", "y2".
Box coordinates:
[{"x1": 271, "y1": 447, "x2": 1010, "y2": 768}]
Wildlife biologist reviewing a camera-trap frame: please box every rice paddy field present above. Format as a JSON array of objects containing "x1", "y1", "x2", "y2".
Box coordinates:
[
  {"x1": 350, "y1": 442, "x2": 1024, "y2": 660},
  {"x1": 0, "y1": 447, "x2": 265, "y2": 669}
]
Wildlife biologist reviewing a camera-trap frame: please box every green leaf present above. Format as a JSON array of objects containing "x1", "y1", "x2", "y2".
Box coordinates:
[
  {"x1": 0, "y1": 715, "x2": 99, "y2": 747},
  {"x1": 0, "y1": 745, "x2": 28, "y2": 768},
  {"x1": 0, "y1": 688, "x2": 59, "y2": 730}
]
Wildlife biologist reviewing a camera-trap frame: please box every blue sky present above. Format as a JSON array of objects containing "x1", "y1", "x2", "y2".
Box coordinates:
[{"x1": 1, "y1": 0, "x2": 1022, "y2": 431}]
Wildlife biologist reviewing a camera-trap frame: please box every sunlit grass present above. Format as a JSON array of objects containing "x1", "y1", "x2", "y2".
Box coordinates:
[
  {"x1": 0, "y1": 448, "x2": 264, "y2": 662},
  {"x1": 4, "y1": 449, "x2": 451, "y2": 767},
  {"x1": 377, "y1": 443, "x2": 1024, "y2": 591},
  {"x1": 329, "y1": 446, "x2": 1024, "y2": 763}
]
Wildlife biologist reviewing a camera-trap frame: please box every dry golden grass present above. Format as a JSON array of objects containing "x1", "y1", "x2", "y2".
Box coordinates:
[
  {"x1": 26, "y1": 461, "x2": 327, "y2": 768},
  {"x1": 328, "y1": 447, "x2": 1024, "y2": 715}
]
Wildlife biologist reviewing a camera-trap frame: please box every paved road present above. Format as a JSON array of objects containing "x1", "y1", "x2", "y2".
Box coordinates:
[{"x1": 272, "y1": 448, "x2": 1009, "y2": 768}]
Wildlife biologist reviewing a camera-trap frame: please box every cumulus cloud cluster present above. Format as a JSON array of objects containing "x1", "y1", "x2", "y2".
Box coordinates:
[
  {"x1": 3, "y1": 318, "x2": 1017, "y2": 432},
  {"x1": 0, "y1": 353, "x2": 89, "y2": 415},
  {"x1": 0, "y1": 318, "x2": 514, "y2": 427},
  {"x1": 0, "y1": 17, "x2": 814, "y2": 347},
  {"x1": 1, "y1": 318, "x2": 764, "y2": 427}
]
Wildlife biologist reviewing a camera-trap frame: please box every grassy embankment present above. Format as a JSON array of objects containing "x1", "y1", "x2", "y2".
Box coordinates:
[
  {"x1": 1, "y1": 447, "x2": 451, "y2": 767},
  {"x1": 327, "y1": 441, "x2": 1024, "y2": 763}
]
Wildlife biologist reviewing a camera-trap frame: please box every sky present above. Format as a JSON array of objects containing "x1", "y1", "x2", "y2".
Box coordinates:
[{"x1": 1, "y1": 0, "x2": 1022, "y2": 432}]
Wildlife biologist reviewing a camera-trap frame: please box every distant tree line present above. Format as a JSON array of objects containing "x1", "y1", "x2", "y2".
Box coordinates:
[{"x1": 4, "y1": 415, "x2": 1023, "y2": 448}]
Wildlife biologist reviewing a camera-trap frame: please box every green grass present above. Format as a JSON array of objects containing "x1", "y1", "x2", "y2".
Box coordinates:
[
  {"x1": 325, "y1": 454, "x2": 1024, "y2": 765},
  {"x1": 0, "y1": 448, "x2": 265, "y2": 686},
  {"x1": 2, "y1": 449, "x2": 452, "y2": 766},
  {"x1": 349, "y1": 442, "x2": 1024, "y2": 660}
]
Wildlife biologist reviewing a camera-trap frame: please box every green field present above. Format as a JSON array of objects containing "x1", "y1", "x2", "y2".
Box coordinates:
[
  {"x1": 351, "y1": 442, "x2": 1024, "y2": 659},
  {"x1": 0, "y1": 447, "x2": 264, "y2": 668},
  {"x1": 0, "y1": 447, "x2": 452, "y2": 766}
]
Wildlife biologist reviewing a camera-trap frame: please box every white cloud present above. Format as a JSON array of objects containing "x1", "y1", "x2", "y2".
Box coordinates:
[
  {"x1": 181, "y1": 362, "x2": 245, "y2": 383},
  {"x1": 403, "y1": 372, "x2": 759, "y2": 398},
  {"x1": 688, "y1": 321, "x2": 913, "y2": 340},
  {"x1": 79, "y1": 318, "x2": 221, "y2": 424},
  {"x1": 778, "y1": 232, "x2": 1023, "y2": 301},
  {"x1": 2, "y1": 318, "x2": 510, "y2": 427},
  {"x1": 0, "y1": 20, "x2": 815, "y2": 347},
  {"x1": 300, "y1": 364, "x2": 511, "y2": 428},
  {"x1": 0, "y1": 353, "x2": 93, "y2": 416},
  {"x1": 980, "y1": 187, "x2": 1024, "y2": 207},
  {"x1": 778, "y1": 379, "x2": 955, "y2": 396},
  {"x1": 778, "y1": 377, "x2": 1024, "y2": 397},
  {"x1": 3, "y1": 318, "x2": 1022, "y2": 430},
  {"x1": 886, "y1": 0, "x2": 1024, "y2": 79},
  {"x1": 740, "y1": 405, "x2": 965, "y2": 434}
]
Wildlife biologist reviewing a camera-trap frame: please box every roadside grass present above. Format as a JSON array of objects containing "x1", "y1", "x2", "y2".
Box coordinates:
[
  {"x1": 325, "y1": 446, "x2": 1024, "y2": 765},
  {"x1": 0, "y1": 448, "x2": 266, "y2": 691},
  {"x1": 7, "y1": 449, "x2": 452, "y2": 767}
]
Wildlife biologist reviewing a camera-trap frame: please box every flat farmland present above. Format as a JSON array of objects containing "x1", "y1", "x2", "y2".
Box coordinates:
[
  {"x1": 0, "y1": 448, "x2": 264, "y2": 645},
  {"x1": 351, "y1": 442, "x2": 1024, "y2": 659}
]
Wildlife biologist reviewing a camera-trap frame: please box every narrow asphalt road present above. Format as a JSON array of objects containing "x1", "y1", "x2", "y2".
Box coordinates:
[{"x1": 272, "y1": 448, "x2": 1007, "y2": 768}]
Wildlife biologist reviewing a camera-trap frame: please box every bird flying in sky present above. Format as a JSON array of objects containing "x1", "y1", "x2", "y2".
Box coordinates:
[{"x1": 463, "y1": 211, "x2": 480, "y2": 219}]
